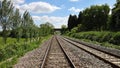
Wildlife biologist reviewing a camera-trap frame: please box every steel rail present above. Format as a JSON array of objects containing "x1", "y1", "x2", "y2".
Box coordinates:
[
  {"x1": 40, "y1": 37, "x2": 53, "y2": 68},
  {"x1": 40, "y1": 36, "x2": 76, "y2": 68},
  {"x1": 64, "y1": 37, "x2": 120, "y2": 59},
  {"x1": 56, "y1": 36, "x2": 76, "y2": 68},
  {"x1": 61, "y1": 36, "x2": 120, "y2": 68}
]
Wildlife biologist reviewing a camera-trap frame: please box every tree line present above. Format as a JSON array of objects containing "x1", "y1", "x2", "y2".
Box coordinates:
[
  {"x1": 0, "y1": 0, "x2": 54, "y2": 44},
  {"x1": 68, "y1": 0, "x2": 120, "y2": 32}
]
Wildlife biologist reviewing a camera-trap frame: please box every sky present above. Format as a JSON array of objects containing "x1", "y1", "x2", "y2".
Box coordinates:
[{"x1": 1, "y1": 0, "x2": 116, "y2": 28}]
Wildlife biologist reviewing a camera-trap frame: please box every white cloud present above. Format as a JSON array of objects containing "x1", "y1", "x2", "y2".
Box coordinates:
[
  {"x1": 17, "y1": 1, "x2": 61, "y2": 14},
  {"x1": 70, "y1": 0, "x2": 79, "y2": 2},
  {"x1": 0, "y1": 0, "x2": 25, "y2": 4},
  {"x1": 69, "y1": 7, "x2": 81, "y2": 13},
  {"x1": 32, "y1": 16, "x2": 68, "y2": 28},
  {"x1": 12, "y1": 0, "x2": 25, "y2": 4}
]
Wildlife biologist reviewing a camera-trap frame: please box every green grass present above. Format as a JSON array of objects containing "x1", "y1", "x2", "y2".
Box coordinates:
[
  {"x1": 0, "y1": 35, "x2": 52, "y2": 68},
  {"x1": 66, "y1": 31, "x2": 120, "y2": 50},
  {"x1": 80, "y1": 39, "x2": 120, "y2": 50},
  {"x1": 68, "y1": 31, "x2": 120, "y2": 45},
  {"x1": 0, "y1": 37, "x2": 25, "y2": 49}
]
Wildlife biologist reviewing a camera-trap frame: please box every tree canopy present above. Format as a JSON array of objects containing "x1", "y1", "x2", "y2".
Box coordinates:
[
  {"x1": 110, "y1": 0, "x2": 120, "y2": 31},
  {"x1": 68, "y1": 4, "x2": 111, "y2": 31},
  {"x1": 0, "y1": 0, "x2": 54, "y2": 44}
]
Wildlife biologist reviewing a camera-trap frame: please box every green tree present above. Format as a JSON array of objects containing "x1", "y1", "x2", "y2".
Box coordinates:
[
  {"x1": 29, "y1": 24, "x2": 40, "y2": 42},
  {"x1": 61, "y1": 25, "x2": 67, "y2": 34},
  {"x1": 39, "y1": 22, "x2": 54, "y2": 36},
  {"x1": 77, "y1": 5, "x2": 110, "y2": 31},
  {"x1": 11, "y1": 8, "x2": 22, "y2": 42},
  {"x1": 110, "y1": 0, "x2": 120, "y2": 31},
  {"x1": 22, "y1": 11, "x2": 33, "y2": 42},
  {"x1": 0, "y1": 0, "x2": 14, "y2": 44},
  {"x1": 68, "y1": 15, "x2": 77, "y2": 30},
  {"x1": 77, "y1": 11, "x2": 83, "y2": 25}
]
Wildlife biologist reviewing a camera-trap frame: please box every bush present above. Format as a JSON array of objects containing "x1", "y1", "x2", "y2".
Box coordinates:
[
  {"x1": 101, "y1": 32, "x2": 114, "y2": 42},
  {"x1": 110, "y1": 32, "x2": 120, "y2": 45},
  {"x1": 67, "y1": 31, "x2": 120, "y2": 45},
  {"x1": 0, "y1": 35, "x2": 51, "y2": 67}
]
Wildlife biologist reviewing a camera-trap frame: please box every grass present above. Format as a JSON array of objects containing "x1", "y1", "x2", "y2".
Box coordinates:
[
  {"x1": 80, "y1": 39, "x2": 120, "y2": 50},
  {"x1": 0, "y1": 37, "x2": 25, "y2": 49},
  {"x1": 0, "y1": 35, "x2": 52, "y2": 68},
  {"x1": 66, "y1": 31, "x2": 120, "y2": 50},
  {"x1": 67, "y1": 36, "x2": 120, "y2": 50}
]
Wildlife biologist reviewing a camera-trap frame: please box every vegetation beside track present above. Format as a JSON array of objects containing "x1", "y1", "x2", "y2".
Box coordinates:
[
  {"x1": 0, "y1": 1, "x2": 54, "y2": 67},
  {"x1": 0, "y1": 35, "x2": 51, "y2": 68},
  {"x1": 61, "y1": 0, "x2": 120, "y2": 50},
  {"x1": 66, "y1": 31, "x2": 120, "y2": 50}
]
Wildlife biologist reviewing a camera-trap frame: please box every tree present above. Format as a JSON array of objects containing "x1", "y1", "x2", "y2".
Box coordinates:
[
  {"x1": 61, "y1": 25, "x2": 67, "y2": 34},
  {"x1": 68, "y1": 15, "x2": 77, "y2": 30},
  {"x1": 11, "y1": 8, "x2": 22, "y2": 42},
  {"x1": 0, "y1": 0, "x2": 14, "y2": 44},
  {"x1": 102, "y1": 4, "x2": 110, "y2": 30},
  {"x1": 110, "y1": 0, "x2": 120, "y2": 31},
  {"x1": 77, "y1": 11, "x2": 83, "y2": 25},
  {"x1": 0, "y1": 0, "x2": 39, "y2": 44},
  {"x1": 22, "y1": 11, "x2": 33, "y2": 42},
  {"x1": 29, "y1": 24, "x2": 40, "y2": 42},
  {"x1": 76, "y1": 5, "x2": 110, "y2": 31},
  {"x1": 0, "y1": 1, "x2": 2, "y2": 8},
  {"x1": 39, "y1": 22, "x2": 54, "y2": 36}
]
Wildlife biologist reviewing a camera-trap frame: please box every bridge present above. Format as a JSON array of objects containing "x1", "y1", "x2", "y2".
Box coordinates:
[
  {"x1": 54, "y1": 28, "x2": 62, "y2": 34},
  {"x1": 54, "y1": 28, "x2": 62, "y2": 32}
]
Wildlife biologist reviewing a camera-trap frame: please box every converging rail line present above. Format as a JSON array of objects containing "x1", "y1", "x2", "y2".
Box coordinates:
[
  {"x1": 14, "y1": 35, "x2": 120, "y2": 68},
  {"x1": 40, "y1": 36, "x2": 77, "y2": 68},
  {"x1": 61, "y1": 36, "x2": 120, "y2": 68}
]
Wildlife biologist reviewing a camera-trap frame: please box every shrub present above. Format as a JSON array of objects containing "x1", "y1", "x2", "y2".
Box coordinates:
[
  {"x1": 67, "y1": 31, "x2": 120, "y2": 45},
  {"x1": 110, "y1": 32, "x2": 120, "y2": 45},
  {"x1": 101, "y1": 32, "x2": 114, "y2": 42}
]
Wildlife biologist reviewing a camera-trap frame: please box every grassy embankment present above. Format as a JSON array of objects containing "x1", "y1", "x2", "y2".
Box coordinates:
[
  {"x1": 0, "y1": 35, "x2": 51, "y2": 68},
  {"x1": 67, "y1": 31, "x2": 120, "y2": 49}
]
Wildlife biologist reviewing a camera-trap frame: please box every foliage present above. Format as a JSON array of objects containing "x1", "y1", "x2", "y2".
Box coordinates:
[
  {"x1": 77, "y1": 39, "x2": 120, "y2": 50},
  {"x1": 0, "y1": 0, "x2": 53, "y2": 44},
  {"x1": 0, "y1": 0, "x2": 14, "y2": 44},
  {"x1": 61, "y1": 25, "x2": 67, "y2": 34},
  {"x1": 0, "y1": 0, "x2": 54, "y2": 67},
  {"x1": 110, "y1": 32, "x2": 120, "y2": 45},
  {"x1": 10, "y1": 8, "x2": 22, "y2": 42},
  {"x1": 67, "y1": 4, "x2": 110, "y2": 31},
  {"x1": 82, "y1": 4, "x2": 110, "y2": 31},
  {"x1": 64, "y1": 0, "x2": 120, "y2": 51},
  {"x1": 71, "y1": 27, "x2": 78, "y2": 33},
  {"x1": 39, "y1": 22, "x2": 54, "y2": 36},
  {"x1": 110, "y1": 0, "x2": 120, "y2": 31},
  {"x1": 0, "y1": 35, "x2": 51, "y2": 67},
  {"x1": 67, "y1": 0, "x2": 120, "y2": 32},
  {"x1": 68, "y1": 15, "x2": 77, "y2": 30},
  {"x1": 67, "y1": 31, "x2": 120, "y2": 45}
]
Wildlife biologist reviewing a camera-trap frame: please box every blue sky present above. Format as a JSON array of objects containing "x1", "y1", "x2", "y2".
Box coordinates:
[{"x1": 10, "y1": 0, "x2": 116, "y2": 28}]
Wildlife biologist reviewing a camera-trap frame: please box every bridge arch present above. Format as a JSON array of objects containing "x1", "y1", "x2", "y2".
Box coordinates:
[{"x1": 53, "y1": 28, "x2": 62, "y2": 34}]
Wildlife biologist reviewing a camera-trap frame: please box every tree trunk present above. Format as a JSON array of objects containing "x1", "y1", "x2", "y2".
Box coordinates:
[{"x1": 2, "y1": 29, "x2": 7, "y2": 44}]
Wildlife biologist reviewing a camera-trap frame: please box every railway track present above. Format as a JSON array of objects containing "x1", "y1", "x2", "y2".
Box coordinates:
[
  {"x1": 14, "y1": 35, "x2": 120, "y2": 68},
  {"x1": 40, "y1": 36, "x2": 77, "y2": 68},
  {"x1": 14, "y1": 38, "x2": 52, "y2": 68},
  {"x1": 60, "y1": 36, "x2": 120, "y2": 68}
]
